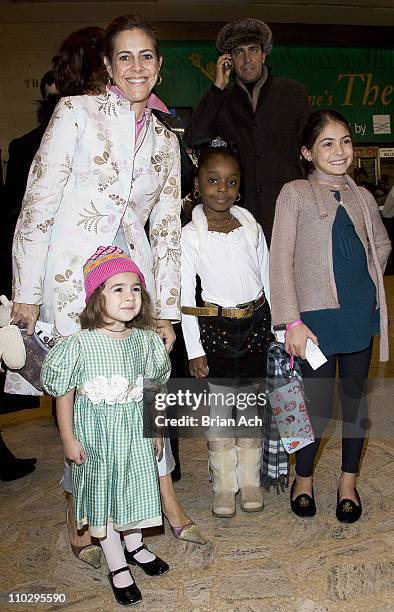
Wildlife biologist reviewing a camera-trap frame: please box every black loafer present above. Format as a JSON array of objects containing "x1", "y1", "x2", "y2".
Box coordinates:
[
  {"x1": 125, "y1": 544, "x2": 169, "y2": 576},
  {"x1": 15, "y1": 457, "x2": 37, "y2": 465},
  {"x1": 0, "y1": 461, "x2": 35, "y2": 481},
  {"x1": 290, "y1": 479, "x2": 316, "y2": 518},
  {"x1": 336, "y1": 488, "x2": 362, "y2": 523},
  {"x1": 108, "y1": 566, "x2": 142, "y2": 606}
]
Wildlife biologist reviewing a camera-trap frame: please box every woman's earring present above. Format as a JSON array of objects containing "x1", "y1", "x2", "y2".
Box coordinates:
[
  {"x1": 157, "y1": 74, "x2": 163, "y2": 86},
  {"x1": 193, "y1": 188, "x2": 200, "y2": 200},
  {"x1": 235, "y1": 193, "x2": 241, "y2": 202}
]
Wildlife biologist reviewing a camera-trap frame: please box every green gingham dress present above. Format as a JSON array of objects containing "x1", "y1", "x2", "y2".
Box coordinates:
[{"x1": 41, "y1": 328, "x2": 171, "y2": 538}]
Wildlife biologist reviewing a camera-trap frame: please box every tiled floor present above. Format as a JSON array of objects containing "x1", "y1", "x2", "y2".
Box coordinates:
[{"x1": 1, "y1": 278, "x2": 393, "y2": 611}]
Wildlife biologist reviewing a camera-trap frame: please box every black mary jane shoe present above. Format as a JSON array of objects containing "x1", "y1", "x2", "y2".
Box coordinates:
[
  {"x1": 336, "y1": 488, "x2": 362, "y2": 524},
  {"x1": 290, "y1": 479, "x2": 316, "y2": 518},
  {"x1": 108, "y1": 566, "x2": 142, "y2": 606},
  {"x1": 125, "y1": 544, "x2": 169, "y2": 577}
]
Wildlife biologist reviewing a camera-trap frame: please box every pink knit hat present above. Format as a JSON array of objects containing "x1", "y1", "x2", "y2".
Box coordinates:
[{"x1": 83, "y1": 246, "x2": 146, "y2": 303}]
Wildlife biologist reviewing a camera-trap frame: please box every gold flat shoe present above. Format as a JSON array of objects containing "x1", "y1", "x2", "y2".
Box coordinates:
[
  {"x1": 71, "y1": 543, "x2": 102, "y2": 568},
  {"x1": 170, "y1": 521, "x2": 207, "y2": 545},
  {"x1": 66, "y1": 502, "x2": 102, "y2": 568}
]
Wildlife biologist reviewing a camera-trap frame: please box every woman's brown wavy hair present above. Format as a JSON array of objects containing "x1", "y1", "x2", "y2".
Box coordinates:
[{"x1": 52, "y1": 26, "x2": 105, "y2": 96}]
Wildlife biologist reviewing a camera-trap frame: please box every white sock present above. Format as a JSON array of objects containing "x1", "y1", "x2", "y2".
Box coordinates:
[
  {"x1": 100, "y1": 521, "x2": 134, "y2": 588},
  {"x1": 123, "y1": 529, "x2": 155, "y2": 563}
]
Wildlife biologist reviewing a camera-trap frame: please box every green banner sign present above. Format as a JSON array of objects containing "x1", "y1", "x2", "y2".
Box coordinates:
[{"x1": 158, "y1": 42, "x2": 393, "y2": 143}]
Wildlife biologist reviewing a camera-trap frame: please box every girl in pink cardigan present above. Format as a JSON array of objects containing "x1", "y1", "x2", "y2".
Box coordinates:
[{"x1": 270, "y1": 110, "x2": 391, "y2": 523}]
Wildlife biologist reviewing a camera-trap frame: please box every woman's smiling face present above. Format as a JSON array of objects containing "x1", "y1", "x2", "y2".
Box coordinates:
[{"x1": 104, "y1": 28, "x2": 162, "y2": 110}]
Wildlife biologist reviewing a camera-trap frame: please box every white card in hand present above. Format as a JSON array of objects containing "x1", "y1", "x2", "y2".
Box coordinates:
[{"x1": 305, "y1": 338, "x2": 327, "y2": 370}]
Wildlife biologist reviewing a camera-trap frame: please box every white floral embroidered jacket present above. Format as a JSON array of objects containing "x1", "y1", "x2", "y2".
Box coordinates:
[{"x1": 12, "y1": 89, "x2": 181, "y2": 338}]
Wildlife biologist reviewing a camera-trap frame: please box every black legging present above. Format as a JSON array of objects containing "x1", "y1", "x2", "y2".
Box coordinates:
[{"x1": 295, "y1": 343, "x2": 373, "y2": 477}]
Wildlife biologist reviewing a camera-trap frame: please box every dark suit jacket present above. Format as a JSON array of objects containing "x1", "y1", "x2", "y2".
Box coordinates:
[
  {"x1": 4, "y1": 125, "x2": 48, "y2": 224},
  {"x1": 1, "y1": 125, "x2": 49, "y2": 295},
  {"x1": 185, "y1": 68, "x2": 311, "y2": 243}
]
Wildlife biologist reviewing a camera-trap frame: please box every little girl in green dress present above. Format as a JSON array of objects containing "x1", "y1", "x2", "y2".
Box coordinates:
[{"x1": 41, "y1": 246, "x2": 171, "y2": 606}]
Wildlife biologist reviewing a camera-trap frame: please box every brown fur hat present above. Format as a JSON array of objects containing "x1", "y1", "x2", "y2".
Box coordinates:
[{"x1": 216, "y1": 18, "x2": 273, "y2": 55}]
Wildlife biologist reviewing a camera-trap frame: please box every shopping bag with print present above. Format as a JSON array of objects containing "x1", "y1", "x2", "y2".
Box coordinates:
[
  {"x1": 266, "y1": 342, "x2": 314, "y2": 454},
  {"x1": 14, "y1": 322, "x2": 55, "y2": 391}
]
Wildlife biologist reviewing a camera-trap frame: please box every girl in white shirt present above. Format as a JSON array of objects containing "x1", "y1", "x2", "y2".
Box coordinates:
[{"x1": 181, "y1": 138, "x2": 272, "y2": 518}]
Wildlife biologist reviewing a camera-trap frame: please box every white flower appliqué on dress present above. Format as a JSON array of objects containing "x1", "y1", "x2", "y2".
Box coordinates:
[{"x1": 80, "y1": 374, "x2": 144, "y2": 405}]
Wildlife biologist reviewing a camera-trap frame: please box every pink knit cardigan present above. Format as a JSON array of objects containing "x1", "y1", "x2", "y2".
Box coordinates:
[{"x1": 270, "y1": 170, "x2": 391, "y2": 361}]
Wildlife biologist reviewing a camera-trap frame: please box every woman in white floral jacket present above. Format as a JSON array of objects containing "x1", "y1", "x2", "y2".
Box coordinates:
[{"x1": 10, "y1": 14, "x2": 205, "y2": 559}]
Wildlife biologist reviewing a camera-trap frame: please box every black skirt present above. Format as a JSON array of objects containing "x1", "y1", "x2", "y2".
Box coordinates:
[{"x1": 198, "y1": 300, "x2": 273, "y2": 380}]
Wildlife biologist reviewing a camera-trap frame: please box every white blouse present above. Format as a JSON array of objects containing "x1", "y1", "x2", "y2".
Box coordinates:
[{"x1": 181, "y1": 208, "x2": 270, "y2": 360}]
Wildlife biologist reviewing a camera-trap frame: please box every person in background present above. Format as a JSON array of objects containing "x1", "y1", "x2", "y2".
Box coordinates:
[
  {"x1": 185, "y1": 18, "x2": 310, "y2": 243},
  {"x1": 51, "y1": 26, "x2": 105, "y2": 97},
  {"x1": 353, "y1": 167, "x2": 388, "y2": 206},
  {"x1": 353, "y1": 167, "x2": 376, "y2": 196},
  {"x1": 382, "y1": 184, "x2": 394, "y2": 219},
  {"x1": 1, "y1": 71, "x2": 59, "y2": 297},
  {"x1": 270, "y1": 110, "x2": 391, "y2": 523},
  {"x1": 373, "y1": 181, "x2": 388, "y2": 207},
  {"x1": 0, "y1": 432, "x2": 37, "y2": 481},
  {"x1": 0, "y1": 71, "x2": 59, "y2": 418},
  {"x1": 2, "y1": 25, "x2": 106, "y2": 564},
  {"x1": 1, "y1": 28, "x2": 106, "y2": 433},
  {"x1": 381, "y1": 184, "x2": 394, "y2": 274}
]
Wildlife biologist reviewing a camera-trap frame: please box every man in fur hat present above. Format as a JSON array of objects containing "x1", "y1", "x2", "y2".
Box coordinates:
[{"x1": 185, "y1": 18, "x2": 311, "y2": 243}]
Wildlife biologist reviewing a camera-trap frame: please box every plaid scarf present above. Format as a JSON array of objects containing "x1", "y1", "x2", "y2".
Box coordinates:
[{"x1": 261, "y1": 341, "x2": 302, "y2": 493}]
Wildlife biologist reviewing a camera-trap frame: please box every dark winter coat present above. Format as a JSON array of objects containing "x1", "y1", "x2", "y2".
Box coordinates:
[
  {"x1": 0, "y1": 96, "x2": 59, "y2": 295},
  {"x1": 184, "y1": 68, "x2": 311, "y2": 243}
]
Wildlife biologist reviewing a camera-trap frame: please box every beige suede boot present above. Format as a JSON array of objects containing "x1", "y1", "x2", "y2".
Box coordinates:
[
  {"x1": 236, "y1": 438, "x2": 264, "y2": 512},
  {"x1": 208, "y1": 438, "x2": 238, "y2": 517}
]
